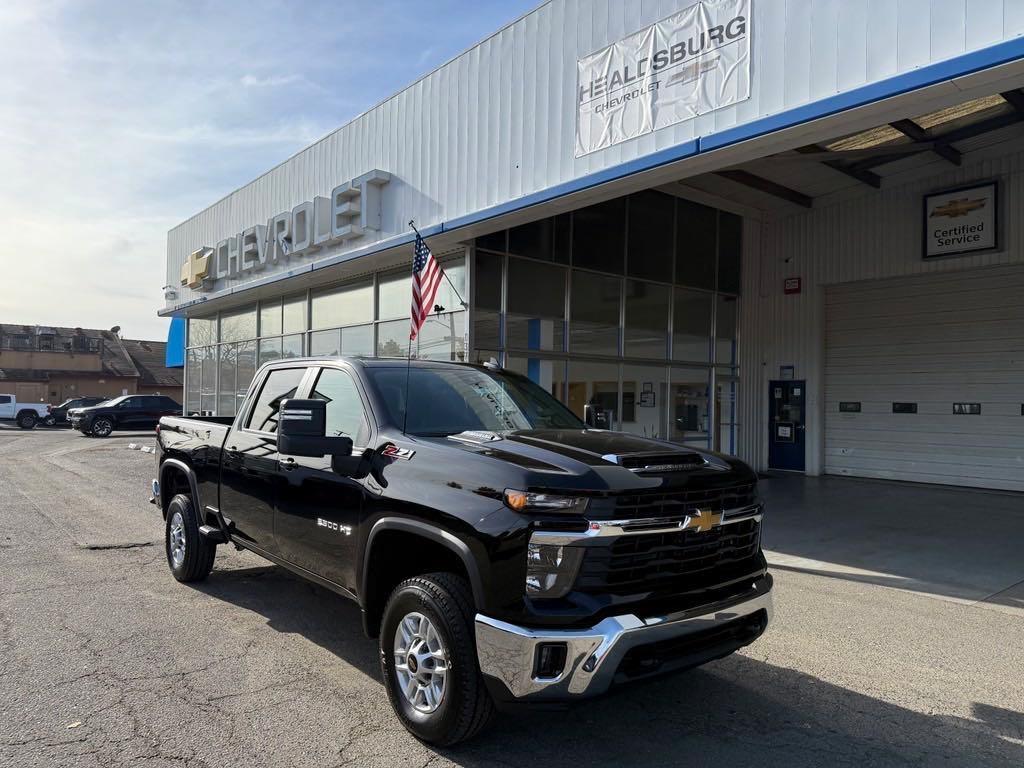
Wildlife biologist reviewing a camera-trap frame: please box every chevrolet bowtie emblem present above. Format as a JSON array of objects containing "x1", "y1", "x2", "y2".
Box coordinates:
[
  {"x1": 930, "y1": 198, "x2": 987, "y2": 218},
  {"x1": 679, "y1": 509, "x2": 723, "y2": 533},
  {"x1": 180, "y1": 247, "x2": 212, "y2": 290}
]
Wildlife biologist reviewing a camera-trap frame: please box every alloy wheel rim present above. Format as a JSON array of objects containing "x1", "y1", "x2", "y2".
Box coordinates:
[
  {"x1": 393, "y1": 612, "x2": 449, "y2": 714},
  {"x1": 169, "y1": 511, "x2": 186, "y2": 568},
  {"x1": 95, "y1": 420, "x2": 111, "y2": 436}
]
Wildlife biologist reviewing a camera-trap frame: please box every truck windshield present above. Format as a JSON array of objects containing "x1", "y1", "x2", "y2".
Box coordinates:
[{"x1": 366, "y1": 366, "x2": 584, "y2": 436}]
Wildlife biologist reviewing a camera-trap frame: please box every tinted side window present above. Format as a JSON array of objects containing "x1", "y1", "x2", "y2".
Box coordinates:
[
  {"x1": 120, "y1": 398, "x2": 143, "y2": 409},
  {"x1": 311, "y1": 368, "x2": 369, "y2": 444},
  {"x1": 0, "y1": 395, "x2": 11, "y2": 404},
  {"x1": 245, "y1": 368, "x2": 306, "y2": 433}
]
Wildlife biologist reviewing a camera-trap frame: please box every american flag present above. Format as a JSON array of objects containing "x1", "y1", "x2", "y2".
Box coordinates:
[{"x1": 410, "y1": 232, "x2": 443, "y2": 341}]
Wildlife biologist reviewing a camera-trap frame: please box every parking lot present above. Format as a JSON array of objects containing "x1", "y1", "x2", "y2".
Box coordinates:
[{"x1": 0, "y1": 426, "x2": 1021, "y2": 767}]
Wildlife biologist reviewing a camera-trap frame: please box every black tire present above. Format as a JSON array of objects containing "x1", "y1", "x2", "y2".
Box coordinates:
[
  {"x1": 91, "y1": 417, "x2": 114, "y2": 437},
  {"x1": 379, "y1": 572, "x2": 493, "y2": 746},
  {"x1": 164, "y1": 494, "x2": 216, "y2": 583},
  {"x1": 43, "y1": 415, "x2": 56, "y2": 427},
  {"x1": 16, "y1": 412, "x2": 37, "y2": 430}
]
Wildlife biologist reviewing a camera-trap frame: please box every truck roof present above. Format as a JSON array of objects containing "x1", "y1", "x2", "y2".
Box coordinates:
[{"x1": 269, "y1": 356, "x2": 501, "y2": 371}]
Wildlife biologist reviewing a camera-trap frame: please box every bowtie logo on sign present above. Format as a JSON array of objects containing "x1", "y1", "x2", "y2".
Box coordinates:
[
  {"x1": 180, "y1": 248, "x2": 211, "y2": 290},
  {"x1": 181, "y1": 169, "x2": 390, "y2": 292}
]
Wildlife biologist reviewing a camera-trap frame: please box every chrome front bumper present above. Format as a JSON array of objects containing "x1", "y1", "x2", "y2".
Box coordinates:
[{"x1": 475, "y1": 575, "x2": 772, "y2": 701}]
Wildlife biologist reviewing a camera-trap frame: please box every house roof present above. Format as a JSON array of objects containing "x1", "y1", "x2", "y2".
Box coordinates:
[
  {"x1": 120, "y1": 339, "x2": 183, "y2": 388},
  {"x1": 0, "y1": 324, "x2": 139, "y2": 378}
]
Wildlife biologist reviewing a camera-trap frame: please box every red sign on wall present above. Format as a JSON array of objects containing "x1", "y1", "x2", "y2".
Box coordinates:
[{"x1": 784, "y1": 277, "x2": 802, "y2": 295}]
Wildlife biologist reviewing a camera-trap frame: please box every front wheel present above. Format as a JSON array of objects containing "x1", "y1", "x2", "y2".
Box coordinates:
[
  {"x1": 91, "y1": 417, "x2": 114, "y2": 437},
  {"x1": 165, "y1": 494, "x2": 216, "y2": 582},
  {"x1": 379, "y1": 572, "x2": 493, "y2": 746},
  {"x1": 16, "y1": 412, "x2": 37, "y2": 429}
]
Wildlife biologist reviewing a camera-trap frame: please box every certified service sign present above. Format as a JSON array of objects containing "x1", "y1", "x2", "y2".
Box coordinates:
[
  {"x1": 923, "y1": 182, "x2": 999, "y2": 259},
  {"x1": 575, "y1": 0, "x2": 751, "y2": 157}
]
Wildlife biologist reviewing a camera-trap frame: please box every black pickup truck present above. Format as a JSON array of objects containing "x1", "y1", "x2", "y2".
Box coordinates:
[{"x1": 153, "y1": 357, "x2": 771, "y2": 745}]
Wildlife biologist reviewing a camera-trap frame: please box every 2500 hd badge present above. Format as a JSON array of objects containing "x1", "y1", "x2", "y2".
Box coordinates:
[{"x1": 152, "y1": 357, "x2": 771, "y2": 745}]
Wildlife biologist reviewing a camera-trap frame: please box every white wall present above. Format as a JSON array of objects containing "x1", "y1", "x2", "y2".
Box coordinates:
[
  {"x1": 166, "y1": 0, "x2": 1024, "y2": 310},
  {"x1": 738, "y1": 140, "x2": 1024, "y2": 473}
]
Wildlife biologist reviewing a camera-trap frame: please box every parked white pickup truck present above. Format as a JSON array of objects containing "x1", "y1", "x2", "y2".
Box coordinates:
[{"x1": 0, "y1": 395, "x2": 51, "y2": 429}]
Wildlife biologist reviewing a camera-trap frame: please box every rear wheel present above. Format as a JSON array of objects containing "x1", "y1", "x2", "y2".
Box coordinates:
[
  {"x1": 379, "y1": 572, "x2": 493, "y2": 746},
  {"x1": 91, "y1": 417, "x2": 114, "y2": 437},
  {"x1": 165, "y1": 494, "x2": 216, "y2": 582},
  {"x1": 16, "y1": 412, "x2": 37, "y2": 430}
]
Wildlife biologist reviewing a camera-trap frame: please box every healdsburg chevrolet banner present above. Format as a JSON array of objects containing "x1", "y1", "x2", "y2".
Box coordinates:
[{"x1": 575, "y1": 0, "x2": 751, "y2": 156}]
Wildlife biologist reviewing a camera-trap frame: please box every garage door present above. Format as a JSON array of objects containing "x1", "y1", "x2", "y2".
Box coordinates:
[{"x1": 825, "y1": 266, "x2": 1024, "y2": 492}]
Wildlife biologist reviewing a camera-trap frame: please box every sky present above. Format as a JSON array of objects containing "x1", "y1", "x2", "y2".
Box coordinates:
[{"x1": 0, "y1": 0, "x2": 538, "y2": 340}]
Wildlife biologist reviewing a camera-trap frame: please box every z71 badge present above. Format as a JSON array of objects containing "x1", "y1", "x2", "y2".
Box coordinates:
[{"x1": 381, "y1": 444, "x2": 415, "y2": 461}]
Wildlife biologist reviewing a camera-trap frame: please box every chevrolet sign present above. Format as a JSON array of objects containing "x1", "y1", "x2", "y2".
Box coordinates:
[{"x1": 181, "y1": 169, "x2": 391, "y2": 292}]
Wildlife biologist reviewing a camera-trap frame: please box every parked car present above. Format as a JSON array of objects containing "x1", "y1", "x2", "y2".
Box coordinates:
[
  {"x1": 0, "y1": 394, "x2": 51, "y2": 429},
  {"x1": 153, "y1": 357, "x2": 771, "y2": 746},
  {"x1": 71, "y1": 394, "x2": 181, "y2": 437},
  {"x1": 49, "y1": 396, "x2": 108, "y2": 426}
]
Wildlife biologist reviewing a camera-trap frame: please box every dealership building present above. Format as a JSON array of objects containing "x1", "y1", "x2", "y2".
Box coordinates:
[{"x1": 162, "y1": 0, "x2": 1024, "y2": 493}]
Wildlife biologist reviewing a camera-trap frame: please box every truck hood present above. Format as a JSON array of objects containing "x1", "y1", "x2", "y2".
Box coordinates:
[{"x1": 415, "y1": 428, "x2": 753, "y2": 492}]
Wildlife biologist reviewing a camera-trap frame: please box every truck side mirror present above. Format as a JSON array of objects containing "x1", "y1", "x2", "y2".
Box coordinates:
[{"x1": 277, "y1": 399, "x2": 354, "y2": 459}]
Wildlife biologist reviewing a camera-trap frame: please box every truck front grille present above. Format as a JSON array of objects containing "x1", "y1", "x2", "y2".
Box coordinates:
[
  {"x1": 612, "y1": 482, "x2": 756, "y2": 518},
  {"x1": 576, "y1": 517, "x2": 761, "y2": 596}
]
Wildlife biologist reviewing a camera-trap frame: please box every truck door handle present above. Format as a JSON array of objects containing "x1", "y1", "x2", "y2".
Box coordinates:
[
  {"x1": 280, "y1": 457, "x2": 297, "y2": 471},
  {"x1": 225, "y1": 446, "x2": 240, "y2": 461}
]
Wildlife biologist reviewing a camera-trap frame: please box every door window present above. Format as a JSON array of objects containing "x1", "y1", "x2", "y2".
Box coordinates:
[
  {"x1": 310, "y1": 368, "x2": 369, "y2": 445},
  {"x1": 245, "y1": 368, "x2": 307, "y2": 433},
  {"x1": 0, "y1": 395, "x2": 11, "y2": 404}
]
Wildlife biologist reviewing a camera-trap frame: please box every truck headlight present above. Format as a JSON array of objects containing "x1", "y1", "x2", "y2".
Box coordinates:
[
  {"x1": 504, "y1": 489, "x2": 588, "y2": 515},
  {"x1": 526, "y1": 542, "x2": 583, "y2": 599}
]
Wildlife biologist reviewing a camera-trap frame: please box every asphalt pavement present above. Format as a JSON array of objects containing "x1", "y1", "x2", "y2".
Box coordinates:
[{"x1": 0, "y1": 426, "x2": 1021, "y2": 767}]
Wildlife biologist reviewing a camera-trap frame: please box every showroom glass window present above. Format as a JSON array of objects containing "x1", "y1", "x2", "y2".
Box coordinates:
[
  {"x1": 185, "y1": 254, "x2": 468, "y2": 418},
  {"x1": 472, "y1": 189, "x2": 741, "y2": 453}
]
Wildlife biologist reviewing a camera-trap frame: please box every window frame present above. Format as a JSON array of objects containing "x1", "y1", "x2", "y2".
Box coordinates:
[
  {"x1": 308, "y1": 364, "x2": 375, "y2": 450},
  {"x1": 239, "y1": 364, "x2": 317, "y2": 437}
]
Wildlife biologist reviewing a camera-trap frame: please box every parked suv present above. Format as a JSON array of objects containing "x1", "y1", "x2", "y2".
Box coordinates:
[
  {"x1": 72, "y1": 394, "x2": 181, "y2": 437},
  {"x1": 50, "y1": 396, "x2": 108, "y2": 426},
  {"x1": 153, "y1": 358, "x2": 771, "y2": 745}
]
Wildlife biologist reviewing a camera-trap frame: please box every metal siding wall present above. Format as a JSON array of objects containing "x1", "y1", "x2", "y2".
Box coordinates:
[
  {"x1": 166, "y1": 0, "x2": 1023, "y2": 302},
  {"x1": 739, "y1": 143, "x2": 1024, "y2": 473}
]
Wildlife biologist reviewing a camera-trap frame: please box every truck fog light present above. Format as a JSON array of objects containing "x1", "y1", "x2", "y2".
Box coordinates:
[
  {"x1": 525, "y1": 543, "x2": 583, "y2": 599},
  {"x1": 533, "y1": 642, "x2": 568, "y2": 679}
]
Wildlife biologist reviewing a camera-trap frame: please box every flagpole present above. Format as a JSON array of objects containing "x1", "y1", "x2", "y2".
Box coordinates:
[{"x1": 402, "y1": 224, "x2": 416, "y2": 436}]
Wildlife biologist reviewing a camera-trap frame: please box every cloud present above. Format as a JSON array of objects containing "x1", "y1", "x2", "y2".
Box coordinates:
[
  {"x1": 240, "y1": 73, "x2": 306, "y2": 88},
  {"x1": 0, "y1": 0, "x2": 538, "y2": 340}
]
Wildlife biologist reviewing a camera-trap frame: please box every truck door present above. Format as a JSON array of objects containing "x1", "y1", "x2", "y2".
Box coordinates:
[
  {"x1": 274, "y1": 365, "x2": 370, "y2": 591},
  {"x1": 0, "y1": 395, "x2": 13, "y2": 419},
  {"x1": 220, "y1": 366, "x2": 309, "y2": 553}
]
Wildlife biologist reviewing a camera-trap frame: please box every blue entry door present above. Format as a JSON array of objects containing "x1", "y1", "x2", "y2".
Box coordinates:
[{"x1": 768, "y1": 380, "x2": 806, "y2": 472}]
